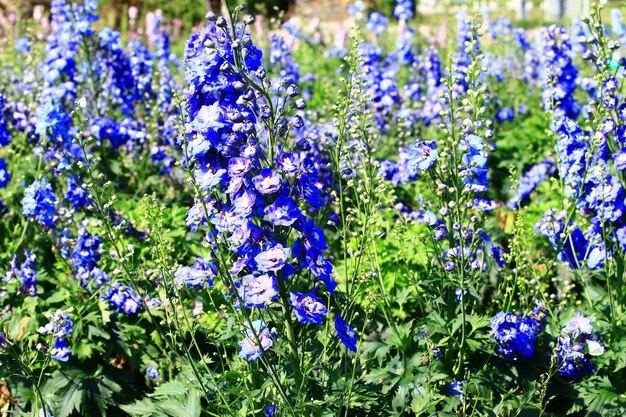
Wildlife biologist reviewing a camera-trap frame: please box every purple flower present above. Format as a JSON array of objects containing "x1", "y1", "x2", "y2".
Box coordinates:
[
  {"x1": 562, "y1": 312, "x2": 593, "y2": 339},
  {"x1": 252, "y1": 168, "x2": 282, "y2": 194},
  {"x1": 264, "y1": 196, "x2": 302, "y2": 226},
  {"x1": 335, "y1": 314, "x2": 357, "y2": 352},
  {"x1": 174, "y1": 258, "x2": 217, "y2": 289},
  {"x1": 238, "y1": 274, "x2": 279, "y2": 308},
  {"x1": 290, "y1": 291, "x2": 328, "y2": 324},
  {"x1": 613, "y1": 149, "x2": 626, "y2": 171},
  {"x1": 276, "y1": 152, "x2": 300, "y2": 174},
  {"x1": 254, "y1": 244, "x2": 289, "y2": 272},
  {"x1": 228, "y1": 157, "x2": 253, "y2": 177},
  {"x1": 238, "y1": 320, "x2": 274, "y2": 362}
]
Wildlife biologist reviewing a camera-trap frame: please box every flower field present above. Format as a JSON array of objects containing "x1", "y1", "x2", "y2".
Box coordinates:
[{"x1": 2, "y1": 0, "x2": 626, "y2": 415}]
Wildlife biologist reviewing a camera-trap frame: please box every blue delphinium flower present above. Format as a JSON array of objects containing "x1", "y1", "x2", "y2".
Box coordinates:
[
  {"x1": 0, "y1": 94, "x2": 11, "y2": 147},
  {"x1": 379, "y1": 140, "x2": 439, "y2": 186},
  {"x1": 269, "y1": 33, "x2": 299, "y2": 86},
  {"x1": 554, "y1": 312, "x2": 604, "y2": 380},
  {"x1": 70, "y1": 226, "x2": 110, "y2": 289},
  {"x1": 103, "y1": 281, "x2": 142, "y2": 314},
  {"x1": 335, "y1": 314, "x2": 357, "y2": 352},
  {"x1": 366, "y1": 12, "x2": 389, "y2": 36},
  {"x1": 536, "y1": 209, "x2": 588, "y2": 269},
  {"x1": 265, "y1": 405, "x2": 277, "y2": 417},
  {"x1": 264, "y1": 196, "x2": 302, "y2": 226},
  {"x1": 146, "y1": 367, "x2": 160, "y2": 379},
  {"x1": 508, "y1": 158, "x2": 556, "y2": 209},
  {"x1": 491, "y1": 311, "x2": 542, "y2": 360},
  {"x1": 459, "y1": 134, "x2": 489, "y2": 193},
  {"x1": 238, "y1": 320, "x2": 274, "y2": 362},
  {"x1": 290, "y1": 291, "x2": 328, "y2": 324},
  {"x1": 496, "y1": 107, "x2": 515, "y2": 123},
  {"x1": 174, "y1": 257, "x2": 217, "y2": 290},
  {"x1": 540, "y1": 25, "x2": 580, "y2": 122},
  {"x1": 447, "y1": 379, "x2": 466, "y2": 397},
  {"x1": 22, "y1": 178, "x2": 57, "y2": 228},
  {"x1": 38, "y1": 309, "x2": 73, "y2": 362},
  {"x1": 0, "y1": 159, "x2": 10, "y2": 188},
  {"x1": 64, "y1": 174, "x2": 91, "y2": 210},
  {"x1": 394, "y1": 0, "x2": 414, "y2": 21},
  {"x1": 254, "y1": 244, "x2": 290, "y2": 273},
  {"x1": 6, "y1": 250, "x2": 38, "y2": 296},
  {"x1": 50, "y1": 338, "x2": 72, "y2": 362},
  {"x1": 183, "y1": 7, "x2": 339, "y2": 363},
  {"x1": 395, "y1": 27, "x2": 415, "y2": 66},
  {"x1": 14, "y1": 37, "x2": 31, "y2": 54},
  {"x1": 238, "y1": 274, "x2": 279, "y2": 308}
]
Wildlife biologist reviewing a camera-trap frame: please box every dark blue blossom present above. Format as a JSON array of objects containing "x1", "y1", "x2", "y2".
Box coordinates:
[
  {"x1": 0, "y1": 159, "x2": 9, "y2": 188},
  {"x1": 290, "y1": 291, "x2": 328, "y2": 324},
  {"x1": 335, "y1": 314, "x2": 357, "y2": 352},
  {"x1": 491, "y1": 310, "x2": 544, "y2": 360},
  {"x1": 447, "y1": 379, "x2": 465, "y2": 397}
]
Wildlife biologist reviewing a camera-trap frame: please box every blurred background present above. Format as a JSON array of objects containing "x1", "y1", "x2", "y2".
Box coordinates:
[{"x1": 1, "y1": 0, "x2": 623, "y2": 45}]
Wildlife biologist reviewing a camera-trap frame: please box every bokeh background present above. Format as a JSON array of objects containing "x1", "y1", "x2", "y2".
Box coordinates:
[{"x1": 2, "y1": 0, "x2": 623, "y2": 43}]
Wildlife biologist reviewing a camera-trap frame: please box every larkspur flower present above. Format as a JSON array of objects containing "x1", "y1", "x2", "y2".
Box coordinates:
[
  {"x1": 335, "y1": 314, "x2": 357, "y2": 352},
  {"x1": 0, "y1": 159, "x2": 9, "y2": 188},
  {"x1": 22, "y1": 178, "x2": 57, "y2": 228},
  {"x1": 254, "y1": 244, "x2": 290, "y2": 273},
  {"x1": 554, "y1": 313, "x2": 604, "y2": 380},
  {"x1": 447, "y1": 379, "x2": 466, "y2": 397},
  {"x1": 39, "y1": 309, "x2": 73, "y2": 362},
  {"x1": 6, "y1": 250, "x2": 38, "y2": 296},
  {"x1": 238, "y1": 320, "x2": 274, "y2": 362},
  {"x1": 174, "y1": 257, "x2": 217, "y2": 289},
  {"x1": 146, "y1": 367, "x2": 159, "y2": 379},
  {"x1": 238, "y1": 274, "x2": 279, "y2": 308},
  {"x1": 265, "y1": 196, "x2": 302, "y2": 226},
  {"x1": 491, "y1": 310, "x2": 544, "y2": 360},
  {"x1": 290, "y1": 291, "x2": 328, "y2": 324}
]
